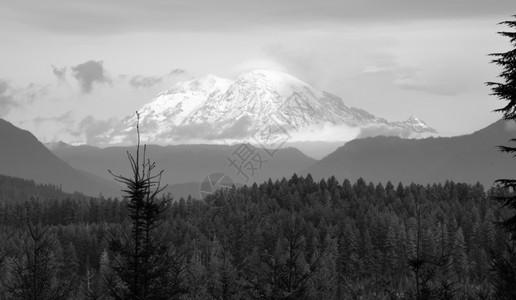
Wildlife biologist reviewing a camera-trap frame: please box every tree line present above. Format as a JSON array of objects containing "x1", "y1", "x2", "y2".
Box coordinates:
[{"x1": 0, "y1": 173, "x2": 511, "y2": 299}]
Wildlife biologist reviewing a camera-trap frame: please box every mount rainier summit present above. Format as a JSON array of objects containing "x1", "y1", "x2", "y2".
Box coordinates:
[{"x1": 105, "y1": 69, "x2": 436, "y2": 146}]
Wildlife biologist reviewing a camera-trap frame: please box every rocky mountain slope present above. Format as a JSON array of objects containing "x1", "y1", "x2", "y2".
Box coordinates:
[{"x1": 107, "y1": 69, "x2": 436, "y2": 147}]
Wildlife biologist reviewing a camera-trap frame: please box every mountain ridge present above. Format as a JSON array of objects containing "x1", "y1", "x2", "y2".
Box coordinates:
[
  {"x1": 0, "y1": 119, "x2": 121, "y2": 197},
  {"x1": 49, "y1": 142, "x2": 317, "y2": 197},
  {"x1": 304, "y1": 119, "x2": 515, "y2": 188}
]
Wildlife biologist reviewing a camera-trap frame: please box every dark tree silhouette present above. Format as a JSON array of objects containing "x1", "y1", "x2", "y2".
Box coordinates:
[
  {"x1": 487, "y1": 15, "x2": 516, "y2": 299},
  {"x1": 106, "y1": 112, "x2": 187, "y2": 299},
  {"x1": 5, "y1": 209, "x2": 70, "y2": 299},
  {"x1": 488, "y1": 15, "x2": 516, "y2": 233}
]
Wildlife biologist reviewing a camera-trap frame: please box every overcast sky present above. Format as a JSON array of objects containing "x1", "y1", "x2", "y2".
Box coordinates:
[{"x1": 0, "y1": 0, "x2": 514, "y2": 145}]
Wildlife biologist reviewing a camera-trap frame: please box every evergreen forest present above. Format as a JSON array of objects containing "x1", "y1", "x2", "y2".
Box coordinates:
[{"x1": 0, "y1": 173, "x2": 512, "y2": 299}]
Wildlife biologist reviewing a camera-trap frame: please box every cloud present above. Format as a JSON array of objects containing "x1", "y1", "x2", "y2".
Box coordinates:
[
  {"x1": 1, "y1": 0, "x2": 513, "y2": 35},
  {"x1": 263, "y1": 44, "x2": 321, "y2": 86},
  {"x1": 127, "y1": 68, "x2": 186, "y2": 89},
  {"x1": 360, "y1": 53, "x2": 400, "y2": 75},
  {"x1": 71, "y1": 60, "x2": 110, "y2": 93},
  {"x1": 232, "y1": 59, "x2": 287, "y2": 74},
  {"x1": 208, "y1": 116, "x2": 253, "y2": 140},
  {"x1": 169, "y1": 68, "x2": 186, "y2": 76},
  {"x1": 149, "y1": 116, "x2": 253, "y2": 143},
  {"x1": 357, "y1": 124, "x2": 417, "y2": 139},
  {"x1": 0, "y1": 80, "x2": 17, "y2": 117},
  {"x1": 129, "y1": 75, "x2": 163, "y2": 89},
  {"x1": 360, "y1": 54, "x2": 468, "y2": 96},
  {"x1": 394, "y1": 78, "x2": 466, "y2": 96},
  {"x1": 51, "y1": 65, "x2": 67, "y2": 82},
  {"x1": 33, "y1": 111, "x2": 75, "y2": 126},
  {"x1": 69, "y1": 115, "x2": 119, "y2": 145},
  {"x1": 0, "y1": 80, "x2": 51, "y2": 117},
  {"x1": 158, "y1": 123, "x2": 212, "y2": 141},
  {"x1": 22, "y1": 83, "x2": 50, "y2": 103}
]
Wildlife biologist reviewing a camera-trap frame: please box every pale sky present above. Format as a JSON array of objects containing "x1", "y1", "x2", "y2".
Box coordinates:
[{"x1": 0, "y1": 0, "x2": 514, "y2": 145}]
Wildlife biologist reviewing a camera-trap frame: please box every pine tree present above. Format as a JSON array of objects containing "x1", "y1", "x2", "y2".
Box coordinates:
[
  {"x1": 61, "y1": 242, "x2": 79, "y2": 280},
  {"x1": 487, "y1": 15, "x2": 516, "y2": 234},
  {"x1": 107, "y1": 113, "x2": 187, "y2": 299},
  {"x1": 452, "y1": 228, "x2": 468, "y2": 279},
  {"x1": 487, "y1": 15, "x2": 516, "y2": 299},
  {"x1": 5, "y1": 216, "x2": 70, "y2": 299},
  {"x1": 271, "y1": 213, "x2": 311, "y2": 298},
  {"x1": 207, "y1": 236, "x2": 239, "y2": 299}
]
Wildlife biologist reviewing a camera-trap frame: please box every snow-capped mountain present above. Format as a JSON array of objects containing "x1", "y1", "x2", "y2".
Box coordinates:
[
  {"x1": 108, "y1": 69, "x2": 436, "y2": 145},
  {"x1": 393, "y1": 115, "x2": 433, "y2": 132}
]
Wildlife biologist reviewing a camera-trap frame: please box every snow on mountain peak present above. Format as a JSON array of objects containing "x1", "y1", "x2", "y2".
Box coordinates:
[
  {"x1": 243, "y1": 69, "x2": 308, "y2": 86},
  {"x1": 237, "y1": 69, "x2": 321, "y2": 98},
  {"x1": 407, "y1": 115, "x2": 421, "y2": 123},
  {"x1": 107, "y1": 70, "x2": 437, "y2": 146},
  {"x1": 399, "y1": 115, "x2": 435, "y2": 133},
  {"x1": 134, "y1": 75, "x2": 232, "y2": 126}
]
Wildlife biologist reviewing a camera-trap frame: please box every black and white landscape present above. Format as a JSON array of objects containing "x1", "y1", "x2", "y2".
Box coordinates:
[{"x1": 1, "y1": 1, "x2": 516, "y2": 299}]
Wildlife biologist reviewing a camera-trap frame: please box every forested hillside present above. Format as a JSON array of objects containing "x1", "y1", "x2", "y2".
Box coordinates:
[
  {"x1": 0, "y1": 119, "x2": 121, "y2": 197},
  {"x1": 0, "y1": 174, "x2": 509, "y2": 299},
  {"x1": 0, "y1": 174, "x2": 89, "y2": 204},
  {"x1": 305, "y1": 119, "x2": 516, "y2": 188}
]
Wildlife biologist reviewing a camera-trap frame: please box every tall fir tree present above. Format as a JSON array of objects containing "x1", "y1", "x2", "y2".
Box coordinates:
[
  {"x1": 487, "y1": 15, "x2": 516, "y2": 235},
  {"x1": 107, "y1": 112, "x2": 187, "y2": 299},
  {"x1": 486, "y1": 15, "x2": 516, "y2": 299}
]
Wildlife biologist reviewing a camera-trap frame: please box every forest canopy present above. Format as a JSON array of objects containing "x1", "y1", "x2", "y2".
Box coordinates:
[{"x1": 0, "y1": 173, "x2": 509, "y2": 299}]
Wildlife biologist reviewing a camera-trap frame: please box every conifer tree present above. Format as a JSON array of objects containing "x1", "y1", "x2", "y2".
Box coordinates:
[
  {"x1": 488, "y1": 15, "x2": 516, "y2": 235},
  {"x1": 207, "y1": 236, "x2": 239, "y2": 299},
  {"x1": 487, "y1": 15, "x2": 516, "y2": 299},
  {"x1": 5, "y1": 213, "x2": 70, "y2": 299},
  {"x1": 107, "y1": 112, "x2": 187, "y2": 299}
]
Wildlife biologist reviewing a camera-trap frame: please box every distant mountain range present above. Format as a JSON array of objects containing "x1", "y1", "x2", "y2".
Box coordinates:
[
  {"x1": 99, "y1": 69, "x2": 436, "y2": 147},
  {"x1": 49, "y1": 119, "x2": 516, "y2": 197},
  {"x1": 304, "y1": 119, "x2": 516, "y2": 188},
  {"x1": 48, "y1": 142, "x2": 316, "y2": 200},
  {"x1": 0, "y1": 119, "x2": 120, "y2": 197},
  {"x1": 3, "y1": 116, "x2": 516, "y2": 200}
]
